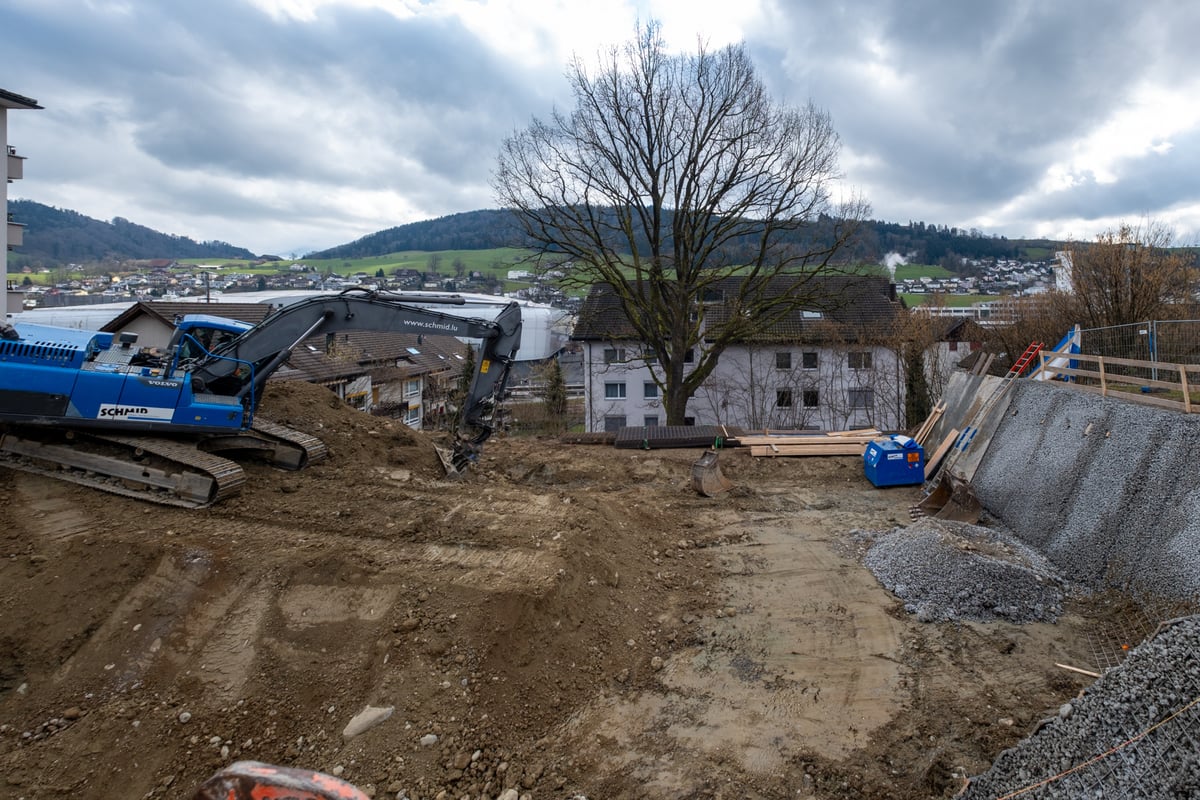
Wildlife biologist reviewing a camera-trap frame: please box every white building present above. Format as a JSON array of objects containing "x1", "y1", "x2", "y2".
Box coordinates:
[
  {"x1": 2, "y1": 87, "x2": 42, "y2": 317},
  {"x1": 571, "y1": 275, "x2": 908, "y2": 433}
]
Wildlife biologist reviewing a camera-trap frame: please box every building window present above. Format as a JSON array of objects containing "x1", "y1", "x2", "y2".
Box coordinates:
[
  {"x1": 803, "y1": 389, "x2": 819, "y2": 408},
  {"x1": 604, "y1": 382, "x2": 627, "y2": 399},
  {"x1": 644, "y1": 415, "x2": 659, "y2": 427},
  {"x1": 643, "y1": 382, "x2": 658, "y2": 399},
  {"x1": 802, "y1": 352, "x2": 819, "y2": 370},
  {"x1": 948, "y1": 340, "x2": 959, "y2": 352},
  {"x1": 849, "y1": 388, "x2": 874, "y2": 409},
  {"x1": 683, "y1": 348, "x2": 695, "y2": 363},
  {"x1": 683, "y1": 416, "x2": 695, "y2": 426},
  {"x1": 604, "y1": 415, "x2": 626, "y2": 432},
  {"x1": 848, "y1": 351, "x2": 873, "y2": 370},
  {"x1": 775, "y1": 352, "x2": 791, "y2": 370},
  {"x1": 776, "y1": 389, "x2": 793, "y2": 408},
  {"x1": 603, "y1": 348, "x2": 626, "y2": 364},
  {"x1": 403, "y1": 378, "x2": 420, "y2": 398},
  {"x1": 403, "y1": 406, "x2": 421, "y2": 426}
]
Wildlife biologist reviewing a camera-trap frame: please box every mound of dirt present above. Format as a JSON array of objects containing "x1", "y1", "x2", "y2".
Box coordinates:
[{"x1": 258, "y1": 379, "x2": 445, "y2": 479}]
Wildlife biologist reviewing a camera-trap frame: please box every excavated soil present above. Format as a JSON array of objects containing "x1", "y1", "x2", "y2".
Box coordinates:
[{"x1": 0, "y1": 382, "x2": 1136, "y2": 799}]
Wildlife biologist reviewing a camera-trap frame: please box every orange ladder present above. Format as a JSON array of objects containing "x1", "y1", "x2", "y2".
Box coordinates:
[{"x1": 1007, "y1": 342, "x2": 1044, "y2": 378}]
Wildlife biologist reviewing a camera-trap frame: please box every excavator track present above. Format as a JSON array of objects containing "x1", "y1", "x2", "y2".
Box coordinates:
[
  {"x1": 0, "y1": 429, "x2": 246, "y2": 508},
  {"x1": 250, "y1": 418, "x2": 329, "y2": 468}
]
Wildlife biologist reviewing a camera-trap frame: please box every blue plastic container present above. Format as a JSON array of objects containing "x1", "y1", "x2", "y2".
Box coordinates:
[{"x1": 863, "y1": 435, "x2": 925, "y2": 487}]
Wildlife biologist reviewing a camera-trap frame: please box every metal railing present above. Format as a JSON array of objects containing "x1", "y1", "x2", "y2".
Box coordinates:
[{"x1": 1077, "y1": 320, "x2": 1200, "y2": 383}]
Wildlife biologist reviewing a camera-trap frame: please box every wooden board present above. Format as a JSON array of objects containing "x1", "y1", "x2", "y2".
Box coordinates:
[
  {"x1": 736, "y1": 432, "x2": 881, "y2": 447},
  {"x1": 912, "y1": 402, "x2": 945, "y2": 446},
  {"x1": 923, "y1": 428, "x2": 959, "y2": 480},
  {"x1": 749, "y1": 443, "x2": 869, "y2": 457}
]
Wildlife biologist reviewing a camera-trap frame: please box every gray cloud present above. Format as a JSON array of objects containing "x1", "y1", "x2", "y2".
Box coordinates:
[{"x1": 4, "y1": 0, "x2": 1200, "y2": 253}]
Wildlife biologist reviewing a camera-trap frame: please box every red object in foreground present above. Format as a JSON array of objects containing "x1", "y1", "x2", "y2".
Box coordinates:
[{"x1": 190, "y1": 761, "x2": 370, "y2": 800}]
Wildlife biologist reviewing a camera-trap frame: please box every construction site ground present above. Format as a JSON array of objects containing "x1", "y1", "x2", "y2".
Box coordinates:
[{"x1": 0, "y1": 382, "x2": 1135, "y2": 800}]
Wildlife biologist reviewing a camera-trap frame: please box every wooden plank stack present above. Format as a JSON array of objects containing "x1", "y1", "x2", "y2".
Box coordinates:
[{"x1": 737, "y1": 428, "x2": 883, "y2": 458}]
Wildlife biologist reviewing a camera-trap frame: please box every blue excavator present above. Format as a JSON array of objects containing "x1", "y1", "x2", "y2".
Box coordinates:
[{"x1": 0, "y1": 288, "x2": 522, "y2": 507}]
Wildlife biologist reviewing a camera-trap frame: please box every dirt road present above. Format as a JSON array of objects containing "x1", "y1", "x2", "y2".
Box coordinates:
[{"x1": 0, "y1": 382, "x2": 1113, "y2": 799}]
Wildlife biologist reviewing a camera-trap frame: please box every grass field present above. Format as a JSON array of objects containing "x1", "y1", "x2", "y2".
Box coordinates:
[
  {"x1": 891, "y1": 263, "x2": 954, "y2": 281},
  {"x1": 901, "y1": 293, "x2": 1001, "y2": 307}
]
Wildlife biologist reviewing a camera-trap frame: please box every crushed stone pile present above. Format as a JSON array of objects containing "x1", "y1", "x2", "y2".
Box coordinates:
[
  {"x1": 973, "y1": 379, "x2": 1200, "y2": 603},
  {"x1": 863, "y1": 518, "x2": 1066, "y2": 623},
  {"x1": 961, "y1": 615, "x2": 1200, "y2": 799}
]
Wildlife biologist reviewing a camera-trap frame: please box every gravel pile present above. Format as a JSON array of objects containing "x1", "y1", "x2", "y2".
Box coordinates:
[
  {"x1": 961, "y1": 615, "x2": 1200, "y2": 799},
  {"x1": 972, "y1": 380, "x2": 1200, "y2": 603},
  {"x1": 863, "y1": 518, "x2": 1067, "y2": 623}
]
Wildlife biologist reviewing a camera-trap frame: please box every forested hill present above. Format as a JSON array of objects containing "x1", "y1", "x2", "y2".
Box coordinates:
[
  {"x1": 309, "y1": 208, "x2": 1052, "y2": 267},
  {"x1": 8, "y1": 198, "x2": 1058, "y2": 269},
  {"x1": 306, "y1": 209, "x2": 521, "y2": 259},
  {"x1": 8, "y1": 200, "x2": 256, "y2": 266}
]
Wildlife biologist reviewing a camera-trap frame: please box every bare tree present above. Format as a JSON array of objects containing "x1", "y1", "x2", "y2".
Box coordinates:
[
  {"x1": 495, "y1": 21, "x2": 868, "y2": 424},
  {"x1": 1060, "y1": 220, "x2": 1194, "y2": 328}
]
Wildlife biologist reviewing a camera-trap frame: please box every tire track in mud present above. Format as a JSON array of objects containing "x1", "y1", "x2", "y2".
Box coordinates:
[
  {"x1": 10, "y1": 473, "x2": 98, "y2": 544},
  {"x1": 46, "y1": 512, "x2": 564, "y2": 707},
  {"x1": 560, "y1": 489, "x2": 912, "y2": 787}
]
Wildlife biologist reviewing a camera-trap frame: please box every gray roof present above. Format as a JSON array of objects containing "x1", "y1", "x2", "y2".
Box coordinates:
[
  {"x1": 0, "y1": 88, "x2": 42, "y2": 110},
  {"x1": 279, "y1": 331, "x2": 467, "y2": 383},
  {"x1": 572, "y1": 274, "x2": 903, "y2": 344},
  {"x1": 101, "y1": 301, "x2": 273, "y2": 332}
]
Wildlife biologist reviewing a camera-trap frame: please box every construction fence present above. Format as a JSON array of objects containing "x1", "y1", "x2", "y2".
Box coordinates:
[
  {"x1": 1042, "y1": 320, "x2": 1200, "y2": 414},
  {"x1": 1077, "y1": 320, "x2": 1200, "y2": 370}
]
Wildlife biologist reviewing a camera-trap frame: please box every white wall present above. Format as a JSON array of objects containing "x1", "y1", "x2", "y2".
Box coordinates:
[{"x1": 580, "y1": 340, "x2": 906, "y2": 432}]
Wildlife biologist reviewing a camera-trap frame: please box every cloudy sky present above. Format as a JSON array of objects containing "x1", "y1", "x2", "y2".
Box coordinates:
[{"x1": 4, "y1": 0, "x2": 1199, "y2": 256}]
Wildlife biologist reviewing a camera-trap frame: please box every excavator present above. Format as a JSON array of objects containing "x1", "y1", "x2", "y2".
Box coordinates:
[{"x1": 0, "y1": 288, "x2": 522, "y2": 507}]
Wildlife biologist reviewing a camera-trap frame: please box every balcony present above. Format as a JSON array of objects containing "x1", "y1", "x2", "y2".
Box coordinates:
[
  {"x1": 8, "y1": 219, "x2": 24, "y2": 247},
  {"x1": 7, "y1": 147, "x2": 23, "y2": 181}
]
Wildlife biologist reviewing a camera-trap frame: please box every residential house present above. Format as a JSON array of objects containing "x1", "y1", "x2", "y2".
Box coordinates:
[
  {"x1": 3, "y1": 87, "x2": 42, "y2": 317},
  {"x1": 571, "y1": 275, "x2": 907, "y2": 433},
  {"x1": 100, "y1": 301, "x2": 273, "y2": 348},
  {"x1": 923, "y1": 316, "x2": 987, "y2": 399},
  {"x1": 278, "y1": 330, "x2": 468, "y2": 429}
]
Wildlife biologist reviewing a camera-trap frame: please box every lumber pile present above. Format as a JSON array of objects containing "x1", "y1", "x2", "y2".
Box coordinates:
[
  {"x1": 737, "y1": 428, "x2": 884, "y2": 458},
  {"x1": 911, "y1": 401, "x2": 946, "y2": 446}
]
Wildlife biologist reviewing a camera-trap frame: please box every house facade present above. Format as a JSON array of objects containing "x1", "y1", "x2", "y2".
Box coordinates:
[
  {"x1": 279, "y1": 329, "x2": 468, "y2": 430},
  {"x1": 572, "y1": 275, "x2": 908, "y2": 433},
  {"x1": 3, "y1": 87, "x2": 42, "y2": 317}
]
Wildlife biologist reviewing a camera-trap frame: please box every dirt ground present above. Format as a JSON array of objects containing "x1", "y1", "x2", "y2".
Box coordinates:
[{"x1": 0, "y1": 382, "x2": 1121, "y2": 800}]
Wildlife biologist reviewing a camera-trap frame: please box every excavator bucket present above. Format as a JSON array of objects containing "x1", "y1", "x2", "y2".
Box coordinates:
[
  {"x1": 691, "y1": 449, "x2": 734, "y2": 496},
  {"x1": 917, "y1": 472, "x2": 982, "y2": 523},
  {"x1": 190, "y1": 761, "x2": 370, "y2": 800},
  {"x1": 435, "y1": 444, "x2": 468, "y2": 478}
]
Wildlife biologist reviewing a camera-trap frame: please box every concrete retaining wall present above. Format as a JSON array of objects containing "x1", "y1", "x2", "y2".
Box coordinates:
[{"x1": 967, "y1": 379, "x2": 1200, "y2": 602}]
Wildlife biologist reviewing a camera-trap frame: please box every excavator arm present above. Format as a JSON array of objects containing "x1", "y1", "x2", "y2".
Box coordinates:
[{"x1": 177, "y1": 288, "x2": 522, "y2": 473}]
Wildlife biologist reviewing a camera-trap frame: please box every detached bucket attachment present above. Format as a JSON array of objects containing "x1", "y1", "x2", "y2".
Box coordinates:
[
  {"x1": 691, "y1": 449, "x2": 734, "y2": 496},
  {"x1": 917, "y1": 472, "x2": 982, "y2": 523},
  {"x1": 191, "y1": 761, "x2": 370, "y2": 800}
]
